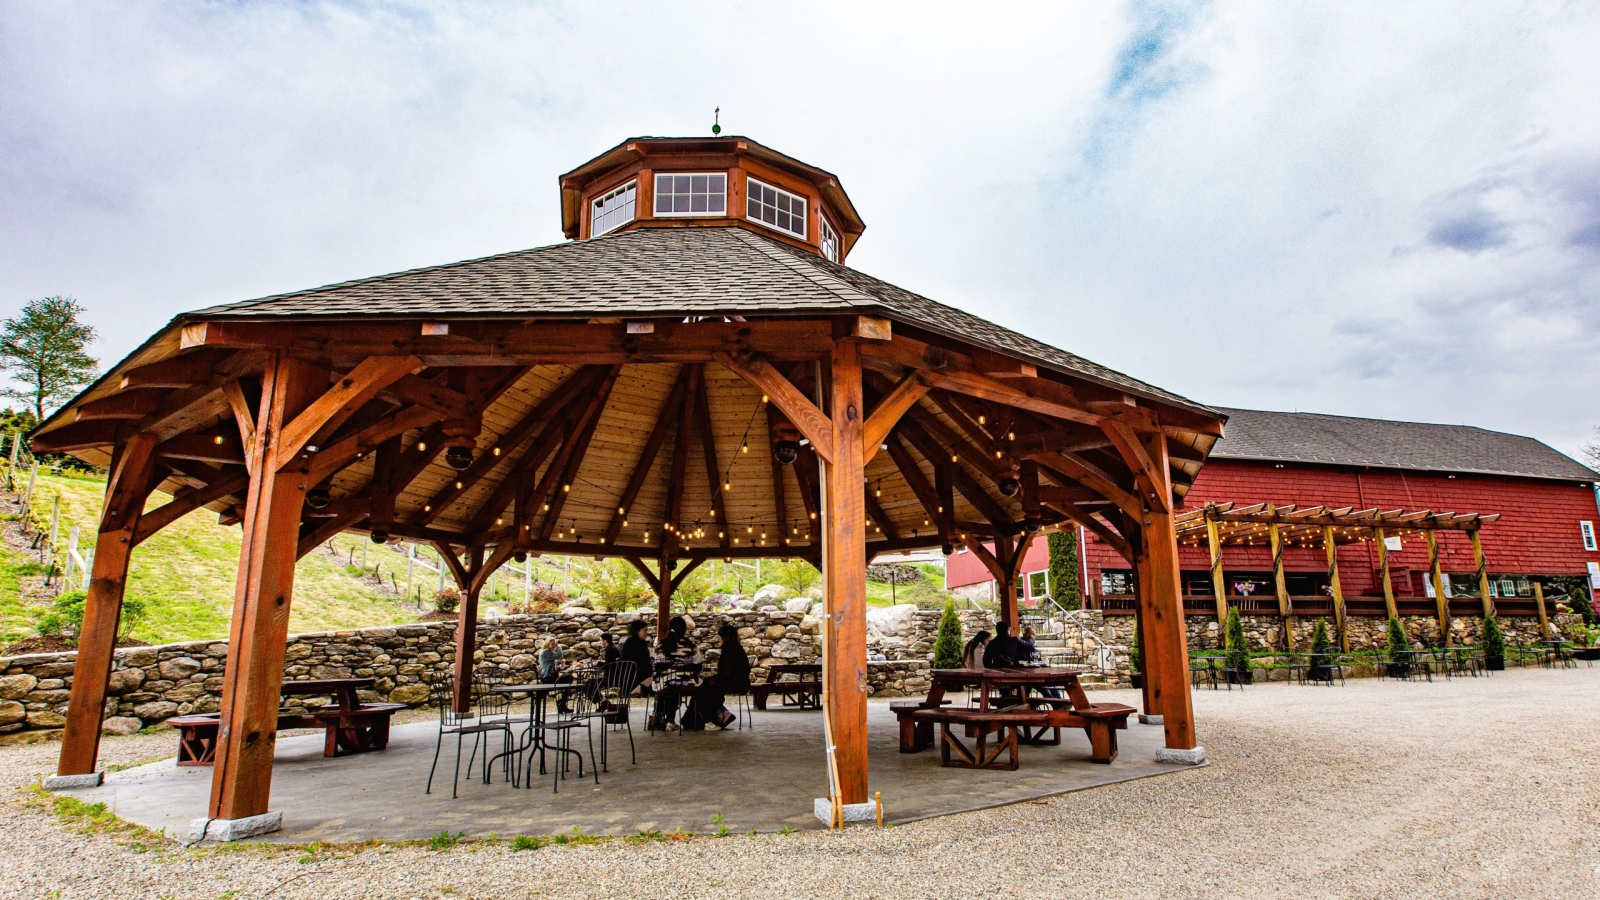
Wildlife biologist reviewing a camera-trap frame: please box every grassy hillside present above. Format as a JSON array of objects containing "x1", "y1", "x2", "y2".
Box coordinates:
[{"x1": 1, "y1": 473, "x2": 414, "y2": 646}]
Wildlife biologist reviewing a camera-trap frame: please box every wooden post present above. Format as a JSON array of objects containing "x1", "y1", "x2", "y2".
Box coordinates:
[
  {"x1": 1374, "y1": 526, "x2": 1397, "y2": 620},
  {"x1": 1205, "y1": 506, "x2": 1227, "y2": 628},
  {"x1": 1268, "y1": 517, "x2": 1294, "y2": 651},
  {"x1": 208, "y1": 355, "x2": 324, "y2": 823},
  {"x1": 822, "y1": 340, "x2": 869, "y2": 805},
  {"x1": 450, "y1": 546, "x2": 484, "y2": 713},
  {"x1": 1134, "y1": 431, "x2": 1197, "y2": 752},
  {"x1": 656, "y1": 556, "x2": 674, "y2": 638},
  {"x1": 56, "y1": 434, "x2": 158, "y2": 777},
  {"x1": 1470, "y1": 530, "x2": 1495, "y2": 618},
  {"x1": 1533, "y1": 581, "x2": 1550, "y2": 640},
  {"x1": 996, "y1": 535, "x2": 1019, "y2": 631},
  {"x1": 1130, "y1": 527, "x2": 1157, "y2": 718},
  {"x1": 1426, "y1": 531, "x2": 1449, "y2": 643},
  {"x1": 1323, "y1": 526, "x2": 1349, "y2": 653}
]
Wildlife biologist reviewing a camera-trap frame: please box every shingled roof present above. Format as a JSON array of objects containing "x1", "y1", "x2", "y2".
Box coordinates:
[
  {"x1": 1212, "y1": 407, "x2": 1597, "y2": 482},
  {"x1": 186, "y1": 225, "x2": 1214, "y2": 417}
]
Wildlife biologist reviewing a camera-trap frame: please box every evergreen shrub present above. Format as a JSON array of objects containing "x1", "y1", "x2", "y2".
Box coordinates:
[{"x1": 932, "y1": 599, "x2": 964, "y2": 670}]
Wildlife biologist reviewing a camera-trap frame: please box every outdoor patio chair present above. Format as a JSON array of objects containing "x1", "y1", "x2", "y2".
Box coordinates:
[
  {"x1": 534, "y1": 680, "x2": 599, "y2": 793},
  {"x1": 565, "y1": 668, "x2": 625, "y2": 772},
  {"x1": 424, "y1": 671, "x2": 515, "y2": 798},
  {"x1": 598, "y1": 660, "x2": 638, "y2": 764}
]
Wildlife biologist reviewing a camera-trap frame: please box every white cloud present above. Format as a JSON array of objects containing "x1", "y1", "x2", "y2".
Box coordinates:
[{"x1": 1, "y1": 0, "x2": 1597, "y2": 454}]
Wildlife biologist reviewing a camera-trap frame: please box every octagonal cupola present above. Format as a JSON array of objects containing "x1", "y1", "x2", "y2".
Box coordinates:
[{"x1": 559, "y1": 136, "x2": 866, "y2": 263}]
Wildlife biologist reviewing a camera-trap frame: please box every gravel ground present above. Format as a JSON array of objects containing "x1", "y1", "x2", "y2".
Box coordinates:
[{"x1": 2, "y1": 666, "x2": 1596, "y2": 899}]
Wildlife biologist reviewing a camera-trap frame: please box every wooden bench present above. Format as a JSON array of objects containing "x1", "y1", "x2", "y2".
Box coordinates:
[
  {"x1": 911, "y1": 707, "x2": 1050, "y2": 771},
  {"x1": 890, "y1": 698, "x2": 950, "y2": 752},
  {"x1": 166, "y1": 701, "x2": 407, "y2": 765},
  {"x1": 893, "y1": 697, "x2": 1134, "y2": 763},
  {"x1": 749, "y1": 664, "x2": 821, "y2": 711}
]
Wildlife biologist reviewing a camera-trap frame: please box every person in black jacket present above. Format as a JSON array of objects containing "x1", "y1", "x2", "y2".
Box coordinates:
[
  {"x1": 691, "y1": 624, "x2": 751, "y2": 730},
  {"x1": 983, "y1": 621, "x2": 1028, "y2": 668},
  {"x1": 619, "y1": 619, "x2": 654, "y2": 696},
  {"x1": 601, "y1": 632, "x2": 621, "y2": 666}
]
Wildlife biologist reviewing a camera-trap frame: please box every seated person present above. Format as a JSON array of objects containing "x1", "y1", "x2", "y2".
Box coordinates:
[
  {"x1": 601, "y1": 632, "x2": 621, "y2": 667},
  {"x1": 962, "y1": 630, "x2": 991, "y2": 669},
  {"x1": 650, "y1": 616, "x2": 701, "y2": 731},
  {"x1": 619, "y1": 619, "x2": 654, "y2": 695},
  {"x1": 538, "y1": 637, "x2": 575, "y2": 712},
  {"x1": 1019, "y1": 626, "x2": 1041, "y2": 663},
  {"x1": 983, "y1": 621, "x2": 1029, "y2": 669},
  {"x1": 690, "y1": 624, "x2": 751, "y2": 730}
]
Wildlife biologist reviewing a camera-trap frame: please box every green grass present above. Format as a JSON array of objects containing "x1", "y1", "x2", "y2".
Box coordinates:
[
  {"x1": 865, "y1": 562, "x2": 952, "y2": 608},
  {"x1": 3, "y1": 473, "x2": 416, "y2": 645}
]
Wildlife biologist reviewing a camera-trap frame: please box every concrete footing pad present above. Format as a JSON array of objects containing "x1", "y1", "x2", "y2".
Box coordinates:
[
  {"x1": 188, "y1": 811, "x2": 282, "y2": 842},
  {"x1": 1156, "y1": 746, "x2": 1207, "y2": 765},
  {"x1": 43, "y1": 772, "x2": 103, "y2": 790},
  {"x1": 814, "y1": 798, "x2": 877, "y2": 825},
  {"x1": 1138, "y1": 713, "x2": 1164, "y2": 725}
]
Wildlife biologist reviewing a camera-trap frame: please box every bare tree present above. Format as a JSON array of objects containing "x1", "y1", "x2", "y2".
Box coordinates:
[
  {"x1": 0, "y1": 296, "x2": 98, "y2": 420},
  {"x1": 1582, "y1": 427, "x2": 1600, "y2": 472}
]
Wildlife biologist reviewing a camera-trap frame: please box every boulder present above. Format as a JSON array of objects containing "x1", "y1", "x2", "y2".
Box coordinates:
[
  {"x1": 390, "y1": 683, "x2": 431, "y2": 705},
  {"x1": 752, "y1": 584, "x2": 793, "y2": 605},
  {"x1": 783, "y1": 598, "x2": 813, "y2": 614},
  {"x1": 866, "y1": 604, "x2": 919, "y2": 638},
  {"x1": 799, "y1": 615, "x2": 821, "y2": 634},
  {"x1": 0, "y1": 674, "x2": 38, "y2": 700},
  {"x1": 121, "y1": 647, "x2": 160, "y2": 667},
  {"x1": 509, "y1": 654, "x2": 537, "y2": 671},
  {"x1": 133, "y1": 700, "x2": 180, "y2": 721},
  {"x1": 101, "y1": 716, "x2": 143, "y2": 736},
  {"x1": 803, "y1": 586, "x2": 824, "y2": 600},
  {"x1": 164, "y1": 683, "x2": 207, "y2": 703},
  {"x1": 106, "y1": 668, "x2": 145, "y2": 694},
  {"x1": 0, "y1": 700, "x2": 24, "y2": 727},
  {"x1": 733, "y1": 596, "x2": 759, "y2": 610},
  {"x1": 26, "y1": 709, "x2": 67, "y2": 728},
  {"x1": 158, "y1": 657, "x2": 202, "y2": 680},
  {"x1": 764, "y1": 625, "x2": 789, "y2": 641}
]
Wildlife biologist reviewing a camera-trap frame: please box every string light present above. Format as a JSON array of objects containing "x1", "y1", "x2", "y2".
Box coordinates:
[
  {"x1": 493, "y1": 446, "x2": 500, "y2": 456},
  {"x1": 417, "y1": 442, "x2": 427, "y2": 452}
]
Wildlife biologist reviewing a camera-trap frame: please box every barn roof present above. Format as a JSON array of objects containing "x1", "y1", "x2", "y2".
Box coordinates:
[{"x1": 1211, "y1": 408, "x2": 1596, "y2": 482}]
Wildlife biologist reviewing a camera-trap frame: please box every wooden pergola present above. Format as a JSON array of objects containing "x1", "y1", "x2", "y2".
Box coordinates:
[
  {"x1": 1175, "y1": 501, "x2": 1502, "y2": 649},
  {"x1": 34, "y1": 137, "x2": 1226, "y2": 828}
]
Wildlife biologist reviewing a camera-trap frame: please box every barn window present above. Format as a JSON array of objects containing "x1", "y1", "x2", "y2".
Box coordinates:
[
  {"x1": 818, "y1": 214, "x2": 839, "y2": 261},
  {"x1": 746, "y1": 177, "x2": 807, "y2": 238},
  {"x1": 590, "y1": 180, "x2": 636, "y2": 236},
  {"x1": 654, "y1": 173, "x2": 727, "y2": 216},
  {"x1": 1582, "y1": 520, "x2": 1596, "y2": 551}
]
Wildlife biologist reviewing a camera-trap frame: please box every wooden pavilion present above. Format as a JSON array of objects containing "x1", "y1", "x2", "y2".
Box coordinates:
[{"x1": 34, "y1": 135, "x2": 1226, "y2": 832}]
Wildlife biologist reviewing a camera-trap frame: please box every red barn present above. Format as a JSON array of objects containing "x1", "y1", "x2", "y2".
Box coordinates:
[{"x1": 1081, "y1": 409, "x2": 1600, "y2": 616}]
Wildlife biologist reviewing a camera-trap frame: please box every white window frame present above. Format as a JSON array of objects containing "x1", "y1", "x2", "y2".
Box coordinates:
[
  {"x1": 589, "y1": 179, "x2": 637, "y2": 237},
  {"x1": 653, "y1": 172, "x2": 727, "y2": 218},
  {"x1": 745, "y1": 176, "x2": 808, "y2": 239},
  {"x1": 1582, "y1": 520, "x2": 1596, "y2": 551},
  {"x1": 818, "y1": 213, "x2": 840, "y2": 262}
]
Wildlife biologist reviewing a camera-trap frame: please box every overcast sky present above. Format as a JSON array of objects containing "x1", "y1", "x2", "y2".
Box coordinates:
[{"x1": 3, "y1": 2, "x2": 1597, "y2": 455}]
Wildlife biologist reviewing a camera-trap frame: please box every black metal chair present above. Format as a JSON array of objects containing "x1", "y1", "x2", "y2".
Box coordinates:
[
  {"x1": 533, "y1": 681, "x2": 598, "y2": 793},
  {"x1": 424, "y1": 670, "x2": 514, "y2": 798}
]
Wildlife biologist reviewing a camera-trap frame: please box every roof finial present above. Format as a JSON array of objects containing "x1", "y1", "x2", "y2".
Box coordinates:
[{"x1": 712, "y1": 106, "x2": 721, "y2": 136}]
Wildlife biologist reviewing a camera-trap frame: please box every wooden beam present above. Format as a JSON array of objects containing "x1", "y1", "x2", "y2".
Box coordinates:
[
  {"x1": 1133, "y1": 429, "x2": 1196, "y2": 752},
  {"x1": 472, "y1": 541, "x2": 518, "y2": 595},
  {"x1": 1046, "y1": 501, "x2": 1132, "y2": 563},
  {"x1": 1102, "y1": 419, "x2": 1169, "y2": 514},
  {"x1": 30, "y1": 420, "x2": 122, "y2": 453},
  {"x1": 156, "y1": 432, "x2": 245, "y2": 467},
  {"x1": 1374, "y1": 526, "x2": 1397, "y2": 620},
  {"x1": 382, "y1": 373, "x2": 469, "y2": 420},
  {"x1": 466, "y1": 385, "x2": 592, "y2": 535},
  {"x1": 1268, "y1": 517, "x2": 1293, "y2": 651},
  {"x1": 765, "y1": 405, "x2": 791, "y2": 552},
  {"x1": 896, "y1": 418, "x2": 1013, "y2": 529},
  {"x1": 451, "y1": 546, "x2": 485, "y2": 712},
  {"x1": 861, "y1": 369, "x2": 939, "y2": 463},
  {"x1": 884, "y1": 432, "x2": 943, "y2": 545},
  {"x1": 1470, "y1": 530, "x2": 1494, "y2": 618},
  {"x1": 119, "y1": 351, "x2": 226, "y2": 389},
  {"x1": 605, "y1": 367, "x2": 690, "y2": 545},
  {"x1": 305, "y1": 404, "x2": 444, "y2": 486},
  {"x1": 74, "y1": 390, "x2": 166, "y2": 421},
  {"x1": 625, "y1": 557, "x2": 661, "y2": 595},
  {"x1": 1205, "y1": 506, "x2": 1227, "y2": 628},
  {"x1": 273, "y1": 356, "x2": 420, "y2": 470},
  {"x1": 1032, "y1": 451, "x2": 1142, "y2": 521},
  {"x1": 296, "y1": 511, "x2": 365, "y2": 560},
  {"x1": 694, "y1": 370, "x2": 730, "y2": 548},
  {"x1": 134, "y1": 472, "x2": 250, "y2": 547},
  {"x1": 55, "y1": 434, "x2": 159, "y2": 777},
  {"x1": 1426, "y1": 530, "x2": 1449, "y2": 640},
  {"x1": 220, "y1": 379, "x2": 257, "y2": 472},
  {"x1": 822, "y1": 340, "x2": 869, "y2": 805},
  {"x1": 535, "y1": 370, "x2": 619, "y2": 541},
  {"x1": 661, "y1": 366, "x2": 699, "y2": 554},
  {"x1": 1325, "y1": 525, "x2": 1349, "y2": 652},
  {"x1": 714, "y1": 351, "x2": 834, "y2": 463},
  {"x1": 209, "y1": 354, "x2": 325, "y2": 821}
]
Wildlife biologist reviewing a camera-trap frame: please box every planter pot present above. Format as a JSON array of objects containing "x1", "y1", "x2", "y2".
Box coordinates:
[
  {"x1": 1484, "y1": 656, "x2": 1505, "y2": 671},
  {"x1": 1573, "y1": 648, "x2": 1600, "y2": 662},
  {"x1": 1129, "y1": 673, "x2": 1144, "y2": 689},
  {"x1": 1224, "y1": 669, "x2": 1253, "y2": 686}
]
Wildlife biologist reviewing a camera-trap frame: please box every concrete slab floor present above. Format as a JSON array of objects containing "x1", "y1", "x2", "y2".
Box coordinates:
[{"x1": 60, "y1": 693, "x2": 1189, "y2": 842}]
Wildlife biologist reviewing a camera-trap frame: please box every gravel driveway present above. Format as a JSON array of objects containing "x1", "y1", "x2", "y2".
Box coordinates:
[{"x1": 2, "y1": 666, "x2": 1596, "y2": 899}]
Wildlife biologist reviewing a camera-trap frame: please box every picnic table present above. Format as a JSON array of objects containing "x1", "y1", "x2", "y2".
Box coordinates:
[
  {"x1": 749, "y1": 663, "x2": 821, "y2": 710},
  {"x1": 892, "y1": 667, "x2": 1134, "y2": 769},
  {"x1": 170, "y1": 677, "x2": 404, "y2": 765}
]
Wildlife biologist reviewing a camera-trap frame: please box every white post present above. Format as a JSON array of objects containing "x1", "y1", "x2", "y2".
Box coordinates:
[
  {"x1": 22, "y1": 461, "x2": 39, "y2": 509},
  {"x1": 6, "y1": 430, "x2": 18, "y2": 490},
  {"x1": 65, "y1": 525, "x2": 80, "y2": 586},
  {"x1": 524, "y1": 561, "x2": 531, "y2": 603},
  {"x1": 563, "y1": 556, "x2": 570, "y2": 596},
  {"x1": 46, "y1": 493, "x2": 60, "y2": 570},
  {"x1": 406, "y1": 544, "x2": 416, "y2": 600}
]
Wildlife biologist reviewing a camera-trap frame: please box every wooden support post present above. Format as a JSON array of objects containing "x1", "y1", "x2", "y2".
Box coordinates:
[
  {"x1": 657, "y1": 557, "x2": 674, "y2": 638},
  {"x1": 1268, "y1": 517, "x2": 1293, "y2": 651},
  {"x1": 209, "y1": 355, "x2": 324, "y2": 822},
  {"x1": 1374, "y1": 526, "x2": 1397, "y2": 620},
  {"x1": 995, "y1": 535, "x2": 1019, "y2": 631},
  {"x1": 1426, "y1": 531, "x2": 1449, "y2": 642},
  {"x1": 450, "y1": 546, "x2": 484, "y2": 713},
  {"x1": 56, "y1": 434, "x2": 159, "y2": 777},
  {"x1": 1470, "y1": 530, "x2": 1495, "y2": 618},
  {"x1": 1205, "y1": 505, "x2": 1227, "y2": 629},
  {"x1": 1533, "y1": 581, "x2": 1550, "y2": 640},
  {"x1": 1131, "y1": 533, "x2": 1156, "y2": 719},
  {"x1": 1324, "y1": 526, "x2": 1349, "y2": 653},
  {"x1": 1134, "y1": 431, "x2": 1197, "y2": 752},
  {"x1": 823, "y1": 340, "x2": 869, "y2": 805}
]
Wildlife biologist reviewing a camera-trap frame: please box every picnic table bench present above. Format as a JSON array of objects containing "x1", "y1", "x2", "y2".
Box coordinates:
[
  {"x1": 168, "y1": 677, "x2": 404, "y2": 765},
  {"x1": 749, "y1": 663, "x2": 821, "y2": 710},
  {"x1": 892, "y1": 667, "x2": 1134, "y2": 766}
]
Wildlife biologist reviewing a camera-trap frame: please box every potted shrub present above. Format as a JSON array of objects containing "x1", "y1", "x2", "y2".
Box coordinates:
[
  {"x1": 1308, "y1": 619, "x2": 1336, "y2": 683},
  {"x1": 1224, "y1": 607, "x2": 1252, "y2": 685},
  {"x1": 932, "y1": 599, "x2": 964, "y2": 670},
  {"x1": 1128, "y1": 627, "x2": 1143, "y2": 689},
  {"x1": 1385, "y1": 616, "x2": 1410, "y2": 678},
  {"x1": 1481, "y1": 614, "x2": 1505, "y2": 670}
]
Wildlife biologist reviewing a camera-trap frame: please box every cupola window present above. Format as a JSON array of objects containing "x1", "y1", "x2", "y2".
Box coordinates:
[
  {"x1": 747, "y1": 177, "x2": 807, "y2": 238},
  {"x1": 591, "y1": 180, "x2": 637, "y2": 237},
  {"x1": 654, "y1": 173, "x2": 727, "y2": 216},
  {"x1": 818, "y1": 214, "x2": 839, "y2": 262}
]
